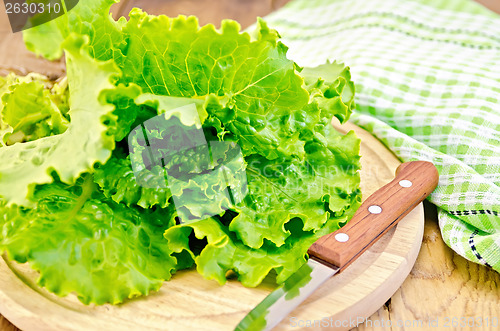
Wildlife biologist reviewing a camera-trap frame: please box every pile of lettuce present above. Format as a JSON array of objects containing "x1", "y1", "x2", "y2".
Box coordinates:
[{"x1": 0, "y1": 0, "x2": 361, "y2": 305}]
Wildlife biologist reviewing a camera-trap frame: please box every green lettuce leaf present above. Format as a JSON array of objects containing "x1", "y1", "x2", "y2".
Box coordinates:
[
  {"x1": 0, "y1": 175, "x2": 179, "y2": 305},
  {"x1": 160, "y1": 61, "x2": 361, "y2": 284},
  {"x1": 14, "y1": 0, "x2": 364, "y2": 296},
  {"x1": 94, "y1": 153, "x2": 173, "y2": 208},
  {"x1": 0, "y1": 73, "x2": 69, "y2": 143},
  {"x1": 25, "y1": 3, "x2": 311, "y2": 160},
  {"x1": 119, "y1": 13, "x2": 310, "y2": 160},
  {"x1": 229, "y1": 151, "x2": 360, "y2": 249},
  {"x1": 226, "y1": 64, "x2": 360, "y2": 248},
  {"x1": 0, "y1": 35, "x2": 124, "y2": 207},
  {"x1": 23, "y1": 0, "x2": 125, "y2": 61},
  {"x1": 102, "y1": 83, "x2": 143, "y2": 142},
  {"x1": 165, "y1": 209, "x2": 356, "y2": 287},
  {"x1": 165, "y1": 217, "x2": 311, "y2": 286},
  {"x1": 0, "y1": 72, "x2": 61, "y2": 107},
  {"x1": 1, "y1": 80, "x2": 69, "y2": 145}
]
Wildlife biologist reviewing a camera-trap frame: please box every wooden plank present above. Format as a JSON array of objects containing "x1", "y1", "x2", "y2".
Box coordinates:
[
  {"x1": 0, "y1": 316, "x2": 17, "y2": 331},
  {"x1": 357, "y1": 202, "x2": 500, "y2": 331}
]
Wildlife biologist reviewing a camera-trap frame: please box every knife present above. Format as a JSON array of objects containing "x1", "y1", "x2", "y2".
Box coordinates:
[{"x1": 235, "y1": 160, "x2": 439, "y2": 331}]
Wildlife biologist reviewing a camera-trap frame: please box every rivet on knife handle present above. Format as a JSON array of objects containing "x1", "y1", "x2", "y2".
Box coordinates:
[{"x1": 308, "y1": 160, "x2": 439, "y2": 271}]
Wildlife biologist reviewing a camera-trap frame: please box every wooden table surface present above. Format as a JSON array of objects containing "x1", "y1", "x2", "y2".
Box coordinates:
[{"x1": 1, "y1": 1, "x2": 499, "y2": 330}]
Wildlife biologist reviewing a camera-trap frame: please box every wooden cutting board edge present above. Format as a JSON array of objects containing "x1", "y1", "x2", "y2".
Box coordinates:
[{"x1": 0, "y1": 121, "x2": 424, "y2": 331}]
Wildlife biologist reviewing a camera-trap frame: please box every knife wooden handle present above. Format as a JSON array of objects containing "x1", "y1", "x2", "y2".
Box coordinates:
[{"x1": 308, "y1": 161, "x2": 439, "y2": 272}]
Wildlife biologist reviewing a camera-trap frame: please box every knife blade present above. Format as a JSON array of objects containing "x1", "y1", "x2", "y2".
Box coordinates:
[{"x1": 235, "y1": 161, "x2": 439, "y2": 331}]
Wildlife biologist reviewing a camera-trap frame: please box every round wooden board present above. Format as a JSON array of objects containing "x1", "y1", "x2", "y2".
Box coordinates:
[{"x1": 0, "y1": 122, "x2": 424, "y2": 331}]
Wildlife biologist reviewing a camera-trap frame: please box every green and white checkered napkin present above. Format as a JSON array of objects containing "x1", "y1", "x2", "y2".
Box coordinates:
[{"x1": 264, "y1": 0, "x2": 500, "y2": 271}]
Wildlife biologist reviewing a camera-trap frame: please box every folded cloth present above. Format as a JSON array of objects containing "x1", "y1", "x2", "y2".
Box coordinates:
[{"x1": 264, "y1": 0, "x2": 500, "y2": 271}]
